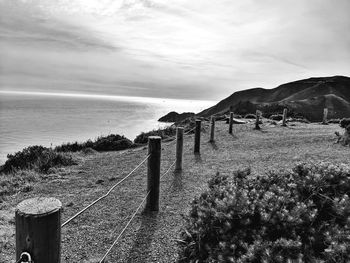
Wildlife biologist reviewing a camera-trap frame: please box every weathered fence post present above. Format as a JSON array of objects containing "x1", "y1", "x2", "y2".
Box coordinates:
[
  {"x1": 146, "y1": 136, "x2": 161, "y2": 211},
  {"x1": 322, "y1": 108, "x2": 328, "y2": 124},
  {"x1": 229, "y1": 112, "x2": 234, "y2": 134},
  {"x1": 194, "y1": 120, "x2": 201, "y2": 153},
  {"x1": 282, "y1": 108, "x2": 288, "y2": 127},
  {"x1": 210, "y1": 116, "x2": 215, "y2": 142},
  {"x1": 175, "y1": 127, "x2": 184, "y2": 171},
  {"x1": 16, "y1": 197, "x2": 62, "y2": 263},
  {"x1": 255, "y1": 110, "x2": 260, "y2": 130}
]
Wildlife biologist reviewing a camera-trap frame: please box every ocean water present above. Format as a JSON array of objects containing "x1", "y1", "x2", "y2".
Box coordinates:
[{"x1": 0, "y1": 92, "x2": 214, "y2": 164}]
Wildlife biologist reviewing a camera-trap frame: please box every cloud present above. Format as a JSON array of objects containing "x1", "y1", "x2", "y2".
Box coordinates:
[
  {"x1": 0, "y1": 0, "x2": 349, "y2": 100},
  {"x1": 0, "y1": 0, "x2": 117, "y2": 51}
]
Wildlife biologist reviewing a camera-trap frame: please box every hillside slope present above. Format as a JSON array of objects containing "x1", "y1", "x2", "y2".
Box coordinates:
[
  {"x1": 1, "y1": 122, "x2": 350, "y2": 263},
  {"x1": 199, "y1": 76, "x2": 350, "y2": 121}
]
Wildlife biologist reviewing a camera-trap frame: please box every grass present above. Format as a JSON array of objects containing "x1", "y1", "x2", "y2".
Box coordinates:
[
  {"x1": 55, "y1": 134, "x2": 134, "y2": 152},
  {"x1": 0, "y1": 170, "x2": 40, "y2": 202},
  {"x1": 134, "y1": 126, "x2": 177, "y2": 144},
  {"x1": 0, "y1": 120, "x2": 349, "y2": 263}
]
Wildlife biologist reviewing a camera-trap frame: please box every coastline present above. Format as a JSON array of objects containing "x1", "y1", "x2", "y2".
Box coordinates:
[{"x1": 0, "y1": 92, "x2": 215, "y2": 165}]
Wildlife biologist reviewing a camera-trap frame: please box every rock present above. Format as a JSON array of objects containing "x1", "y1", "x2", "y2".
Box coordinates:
[
  {"x1": 244, "y1": 114, "x2": 256, "y2": 119},
  {"x1": 158, "y1": 111, "x2": 195, "y2": 122},
  {"x1": 270, "y1": 114, "x2": 283, "y2": 121},
  {"x1": 225, "y1": 118, "x2": 247, "y2": 124}
]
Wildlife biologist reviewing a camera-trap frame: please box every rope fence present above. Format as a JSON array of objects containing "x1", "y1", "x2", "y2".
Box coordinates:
[
  {"x1": 99, "y1": 158, "x2": 179, "y2": 262},
  {"x1": 14, "y1": 123, "x2": 202, "y2": 263},
  {"x1": 61, "y1": 154, "x2": 151, "y2": 228},
  {"x1": 98, "y1": 190, "x2": 151, "y2": 263},
  {"x1": 14, "y1": 107, "x2": 341, "y2": 262}
]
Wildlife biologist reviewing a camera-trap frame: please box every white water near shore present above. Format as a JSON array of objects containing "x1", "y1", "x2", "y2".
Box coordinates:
[{"x1": 0, "y1": 91, "x2": 214, "y2": 164}]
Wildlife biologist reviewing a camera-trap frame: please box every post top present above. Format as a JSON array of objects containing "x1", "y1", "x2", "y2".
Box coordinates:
[
  {"x1": 148, "y1": 136, "x2": 161, "y2": 140},
  {"x1": 16, "y1": 197, "x2": 62, "y2": 217},
  {"x1": 195, "y1": 119, "x2": 201, "y2": 122}
]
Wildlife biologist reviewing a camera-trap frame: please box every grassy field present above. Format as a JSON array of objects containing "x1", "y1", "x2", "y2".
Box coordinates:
[{"x1": 0, "y1": 120, "x2": 349, "y2": 263}]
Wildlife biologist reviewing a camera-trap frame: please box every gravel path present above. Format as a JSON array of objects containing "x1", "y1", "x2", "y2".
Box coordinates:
[{"x1": 1, "y1": 121, "x2": 349, "y2": 263}]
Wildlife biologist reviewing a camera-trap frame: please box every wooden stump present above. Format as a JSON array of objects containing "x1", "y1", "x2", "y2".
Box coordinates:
[
  {"x1": 175, "y1": 127, "x2": 184, "y2": 171},
  {"x1": 16, "y1": 197, "x2": 62, "y2": 263},
  {"x1": 322, "y1": 108, "x2": 328, "y2": 124},
  {"x1": 255, "y1": 110, "x2": 261, "y2": 130},
  {"x1": 146, "y1": 136, "x2": 161, "y2": 211},
  {"x1": 210, "y1": 116, "x2": 215, "y2": 142},
  {"x1": 194, "y1": 120, "x2": 201, "y2": 153},
  {"x1": 229, "y1": 112, "x2": 234, "y2": 134},
  {"x1": 282, "y1": 108, "x2": 288, "y2": 127}
]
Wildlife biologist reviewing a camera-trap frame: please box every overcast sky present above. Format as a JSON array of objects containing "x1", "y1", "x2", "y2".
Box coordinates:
[{"x1": 0, "y1": 0, "x2": 349, "y2": 100}]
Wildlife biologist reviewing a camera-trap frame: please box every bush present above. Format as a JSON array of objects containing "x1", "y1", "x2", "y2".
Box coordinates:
[
  {"x1": 134, "y1": 126, "x2": 176, "y2": 144},
  {"x1": 340, "y1": 118, "x2": 350, "y2": 128},
  {"x1": 270, "y1": 114, "x2": 283, "y2": 121},
  {"x1": 244, "y1": 113, "x2": 256, "y2": 119},
  {"x1": 178, "y1": 162, "x2": 350, "y2": 263},
  {"x1": 0, "y1": 146, "x2": 76, "y2": 174},
  {"x1": 55, "y1": 134, "x2": 134, "y2": 152},
  {"x1": 93, "y1": 134, "x2": 133, "y2": 151}
]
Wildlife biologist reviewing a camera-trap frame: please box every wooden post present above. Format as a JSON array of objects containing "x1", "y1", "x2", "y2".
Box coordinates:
[
  {"x1": 16, "y1": 197, "x2": 62, "y2": 263},
  {"x1": 229, "y1": 112, "x2": 234, "y2": 134},
  {"x1": 210, "y1": 116, "x2": 215, "y2": 142},
  {"x1": 175, "y1": 127, "x2": 184, "y2": 171},
  {"x1": 255, "y1": 110, "x2": 260, "y2": 130},
  {"x1": 229, "y1": 105, "x2": 234, "y2": 113},
  {"x1": 282, "y1": 108, "x2": 288, "y2": 127},
  {"x1": 322, "y1": 108, "x2": 328, "y2": 124},
  {"x1": 146, "y1": 136, "x2": 161, "y2": 211},
  {"x1": 194, "y1": 120, "x2": 201, "y2": 153}
]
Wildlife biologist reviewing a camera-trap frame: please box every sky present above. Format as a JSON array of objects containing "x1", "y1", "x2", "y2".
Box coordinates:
[{"x1": 0, "y1": 0, "x2": 349, "y2": 100}]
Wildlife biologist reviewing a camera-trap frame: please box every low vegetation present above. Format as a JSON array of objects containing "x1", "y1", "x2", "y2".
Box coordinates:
[
  {"x1": 134, "y1": 126, "x2": 177, "y2": 144},
  {"x1": 0, "y1": 146, "x2": 76, "y2": 174},
  {"x1": 178, "y1": 162, "x2": 350, "y2": 263},
  {"x1": 244, "y1": 113, "x2": 256, "y2": 119},
  {"x1": 55, "y1": 134, "x2": 134, "y2": 152}
]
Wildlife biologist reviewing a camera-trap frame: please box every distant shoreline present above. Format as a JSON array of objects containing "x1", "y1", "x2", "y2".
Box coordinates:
[{"x1": 0, "y1": 93, "x2": 214, "y2": 165}]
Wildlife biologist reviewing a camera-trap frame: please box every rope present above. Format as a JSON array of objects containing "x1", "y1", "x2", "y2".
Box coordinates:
[
  {"x1": 98, "y1": 159, "x2": 177, "y2": 262},
  {"x1": 98, "y1": 191, "x2": 151, "y2": 263},
  {"x1": 184, "y1": 126, "x2": 196, "y2": 135},
  {"x1": 163, "y1": 125, "x2": 196, "y2": 146},
  {"x1": 164, "y1": 136, "x2": 177, "y2": 146},
  {"x1": 61, "y1": 154, "x2": 151, "y2": 227},
  {"x1": 160, "y1": 160, "x2": 176, "y2": 179}
]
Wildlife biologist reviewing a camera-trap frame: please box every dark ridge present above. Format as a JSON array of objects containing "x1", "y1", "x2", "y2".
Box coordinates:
[
  {"x1": 158, "y1": 111, "x2": 195, "y2": 122},
  {"x1": 198, "y1": 75, "x2": 350, "y2": 121}
]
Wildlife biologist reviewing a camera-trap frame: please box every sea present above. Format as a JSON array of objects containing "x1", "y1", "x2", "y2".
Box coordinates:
[{"x1": 0, "y1": 91, "x2": 214, "y2": 165}]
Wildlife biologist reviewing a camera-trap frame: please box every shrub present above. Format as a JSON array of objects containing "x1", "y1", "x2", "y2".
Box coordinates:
[
  {"x1": 340, "y1": 118, "x2": 350, "y2": 128},
  {"x1": 134, "y1": 126, "x2": 176, "y2": 144},
  {"x1": 0, "y1": 146, "x2": 76, "y2": 174},
  {"x1": 178, "y1": 162, "x2": 350, "y2": 263},
  {"x1": 244, "y1": 113, "x2": 256, "y2": 119},
  {"x1": 288, "y1": 117, "x2": 311, "y2": 124},
  {"x1": 55, "y1": 134, "x2": 134, "y2": 152},
  {"x1": 270, "y1": 114, "x2": 283, "y2": 121},
  {"x1": 93, "y1": 134, "x2": 133, "y2": 151}
]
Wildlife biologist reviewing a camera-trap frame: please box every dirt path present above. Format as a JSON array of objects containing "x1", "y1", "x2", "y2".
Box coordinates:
[{"x1": 1, "y1": 121, "x2": 349, "y2": 263}]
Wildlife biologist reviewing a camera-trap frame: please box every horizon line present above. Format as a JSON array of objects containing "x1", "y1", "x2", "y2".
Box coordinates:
[{"x1": 0, "y1": 90, "x2": 216, "y2": 104}]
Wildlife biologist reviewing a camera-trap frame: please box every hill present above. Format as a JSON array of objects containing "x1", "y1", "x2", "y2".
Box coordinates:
[
  {"x1": 158, "y1": 111, "x2": 195, "y2": 122},
  {"x1": 198, "y1": 76, "x2": 350, "y2": 121}
]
